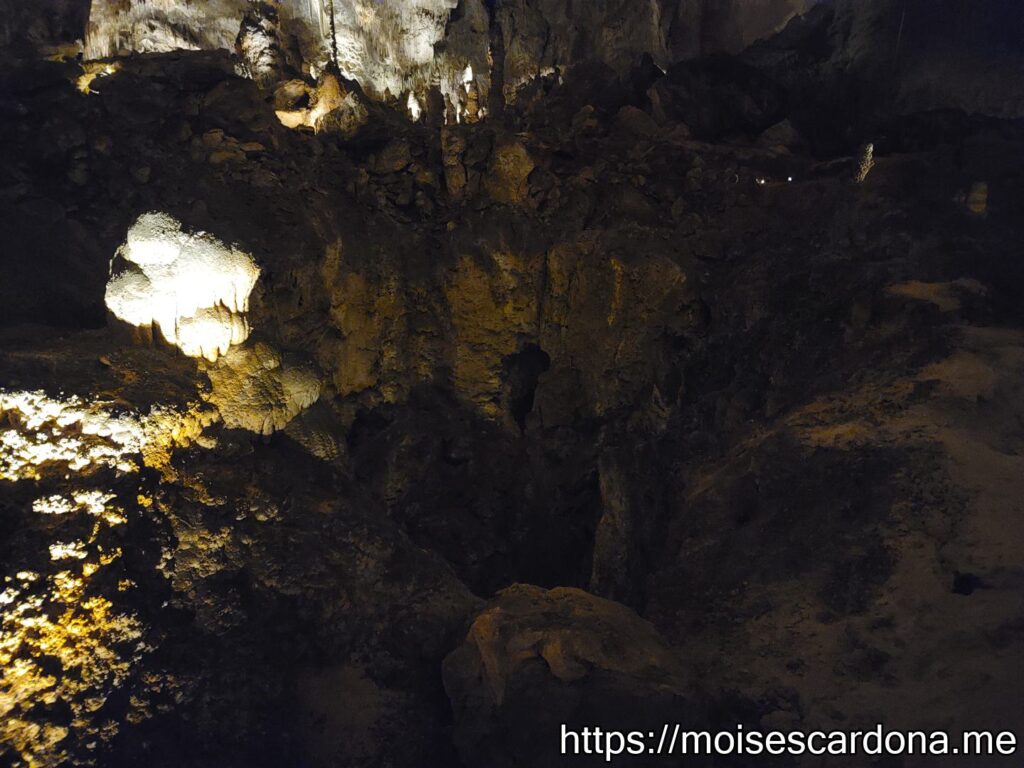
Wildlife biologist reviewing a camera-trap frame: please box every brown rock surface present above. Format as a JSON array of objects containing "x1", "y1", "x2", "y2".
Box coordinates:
[{"x1": 444, "y1": 584, "x2": 702, "y2": 767}]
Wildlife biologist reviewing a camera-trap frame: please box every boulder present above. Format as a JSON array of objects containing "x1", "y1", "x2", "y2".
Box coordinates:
[{"x1": 443, "y1": 585, "x2": 703, "y2": 768}]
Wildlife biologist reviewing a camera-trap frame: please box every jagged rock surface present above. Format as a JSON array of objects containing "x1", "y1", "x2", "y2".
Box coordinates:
[{"x1": 443, "y1": 585, "x2": 702, "y2": 768}]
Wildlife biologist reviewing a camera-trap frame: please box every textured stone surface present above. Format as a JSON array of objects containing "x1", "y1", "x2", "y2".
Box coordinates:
[
  {"x1": 0, "y1": 0, "x2": 90, "y2": 53},
  {"x1": 444, "y1": 585, "x2": 701, "y2": 768},
  {"x1": 495, "y1": 0, "x2": 815, "y2": 102},
  {"x1": 71, "y1": 0, "x2": 822, "y2": 116},
  {"x1": 203, "y1": 341, "x2": 321, "y2": 435},
  {"x1": 82, "y1": 0, "x2": 490, "y2": 110},
  {"x1": 104, "y1": 212, "x2": 260, "y2": 362},
  {"x1": 84, "y1": 0, "x2": 254, "y2": 58}
]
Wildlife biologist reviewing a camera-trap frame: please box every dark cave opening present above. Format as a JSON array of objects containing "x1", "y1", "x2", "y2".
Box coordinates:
[{"x1": 502, "y1": 343, "x2": 551, "y2": 432}]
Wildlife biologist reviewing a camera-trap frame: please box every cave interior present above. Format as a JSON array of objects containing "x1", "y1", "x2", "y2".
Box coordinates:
[{"x1": 1, "y1": 1, "x2": 1023, "y2": 766}]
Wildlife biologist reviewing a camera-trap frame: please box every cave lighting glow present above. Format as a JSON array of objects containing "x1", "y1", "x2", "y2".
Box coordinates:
[
  {"x1": 0, "y1": 390, "x2": 146, "y2": 480},
  {"x1": 104, "y1": 212, "x2": 260, "y2": 362},
  {"x1": 75, "y1": 62, "x2": 121, "y2": 95},
  {"x1": 407, "y1": 92, "x2": 423, "y2": 121},
  {"x1": 0, "y1": 384, "x2": 239, "y2": 764},
  {"x1": 0, "y1": 390, "x2": 161, "y2": 766},
  {"x1": 84, "y1": 0, "x2": 483, "y2": 123}
]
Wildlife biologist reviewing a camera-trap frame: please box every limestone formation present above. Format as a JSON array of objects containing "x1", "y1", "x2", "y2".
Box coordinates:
[
  {"x1": 236, "y1": 1, "x2": 287, "y2": 88},
  {"x1": 104, "y1": 213, "x2": 260, "y2": 362},
  {"x1": 483, "y1": 137, "x2": 534, "y2": 205},
  {"x1": 203, "y1": 342, "x2": 321, "y2": 435},
  {"x1": 855, "y1": 142, "x2": 874, "y2": 183},
  {"x1": 83, "y1": 0, "x2": 490, "y2": 113}
]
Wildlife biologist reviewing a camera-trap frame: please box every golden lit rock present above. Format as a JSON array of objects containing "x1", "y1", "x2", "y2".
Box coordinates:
[
  {"x1": 483, "y1": 139, "x2": 535, "y2": 206},
  {"x1": 75, "y1": 61, "x2": 120, "y2": 95},
  {"x1": 204, "y1": 342, "x2": 321, "y2": 435}
]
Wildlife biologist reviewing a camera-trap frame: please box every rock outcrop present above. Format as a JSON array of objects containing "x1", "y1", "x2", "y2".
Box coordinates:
[
  {"x1": 443, "y1": 585, "x2": 702, "y2": 768},
  {"x1": 744, "y1": 0, "x2": 1024, "y2": 143},
  {"x1": 204, "y1": 341, "x2": 321, "y2": 435},
  {"x1": 495, "y1": 0, "x2": 815, "y2": 102},
  {"x1": 82, "y1": 0, "x2": 491, "y2": 111},
  {"x1": 70, "y1": 0, "x2": 825, "y2": 118},
  {"x1": 0, "y1": 0, "x2": 90, "y2": 55},
  {"x1": 104, "y1": 212, "x2": 260, "y2": 362}
]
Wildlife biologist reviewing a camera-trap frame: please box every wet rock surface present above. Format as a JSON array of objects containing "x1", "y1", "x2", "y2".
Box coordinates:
[{"x1": 1, "y1": 4, "x2": 1024, "y2": 767}]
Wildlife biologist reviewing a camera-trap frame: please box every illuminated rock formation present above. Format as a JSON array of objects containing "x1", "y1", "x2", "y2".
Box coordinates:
[
  {"x1": 76, "y1": 0, "x2": 832, "y2": 123},
  {"x1": 83, "y1": 0, "x2": 489, "y2": 113},
  {"x1": 236, "y1": 1, "x2": 288, "y2": 87},
  {"x1": 0, "y1": 388, "x2": 200, "y2": 766},
  {"x1": 274, "y1": 71, "x2": 369, "y2": 135},
  {"x1": 4, "y1": 3, "x2": 1024, "y2": 765},
  {"x1": 0, "y1": 390, "x2": 146, "y2": 480},
  {"x1": 204, "y1": 342, "x2": 321, "y2": 435},
  {"x1": 84, "y1": 0, "x2": 254, "y2": 58},
  {"x1": 104, "y1": 213, "x2": 260, "y2": 362}
]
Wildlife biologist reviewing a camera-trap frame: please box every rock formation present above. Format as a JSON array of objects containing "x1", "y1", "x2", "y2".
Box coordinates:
[
  {"x1": 81, "y1": 0, "x2": 491, "y2": 112},
  {"x1": 104, "y1": 212, "x2": 260, "y2": 362},
  {"x1": 444, "y1": 585, "x2": 702, "y2": 767}
]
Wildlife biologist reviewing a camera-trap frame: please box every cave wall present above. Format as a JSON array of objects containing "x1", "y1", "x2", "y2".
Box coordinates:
[
  {"x1": 835, "y1": 0, "x2": 1024, "y2": 119},
  {"x1": 15, "y1": 0, "x2": 1024, "y2": 123},
  {"x1": 2, "y1": 2, "x2": 1024, "y2": 765},
  {"x1": 0, "y1": 0, "x2": 91, "y2": 53},
  {"x1": 74, "y1": 0, "x2": 814, "y2": 107},
  {"x1": 84, "y1": 0, "x2": 257, "y2": 59},
  {"x1": 81, "y1": 0, "x2": 491, "y2": 104},
  {"x1": 747, "y1": 0, "x2": 1024, "y2": 128},
  {"x1": 488, "y1": 0, "x2": 816, "y2": 100}
]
